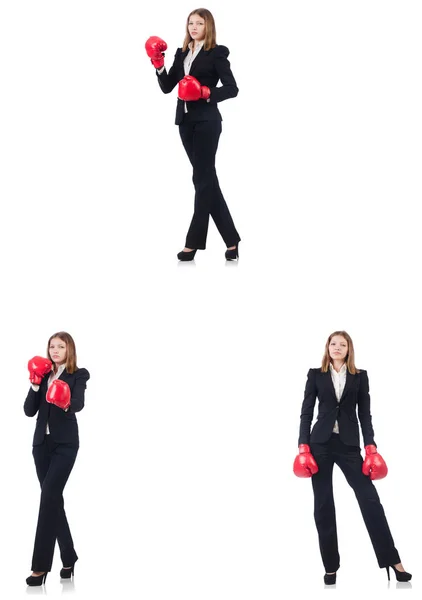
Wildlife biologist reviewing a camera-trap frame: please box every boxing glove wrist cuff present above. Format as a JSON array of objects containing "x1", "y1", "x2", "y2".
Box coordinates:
[
  {"x1": 201, "y1": 86, "x2": 211, "y2": 100},
  {"x1": 365, "y1": 444, "x2": 377, "y2": 454},
  {"x1": 298, "y1": 444, "x2": 311, "y2": 454},
  {"x1": 151, "y1": 57, "x2": 164, "y2": 69}
]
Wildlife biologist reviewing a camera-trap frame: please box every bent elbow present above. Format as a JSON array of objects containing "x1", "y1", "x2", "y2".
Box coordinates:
[
  {"x1": 158, "y1": 80, "x2": 173, "y2": 95},
  {"x1": 71, "y1": 401, "x2": 85, "y2": 413}
]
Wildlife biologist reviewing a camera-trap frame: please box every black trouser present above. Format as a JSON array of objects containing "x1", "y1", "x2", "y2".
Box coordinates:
[
  {"x1": 179, "y1": 119, "x2": 241, "y2": 249},
  {"x1": 310, "y1": 434, "x2": 400, "y2": 572},
  {"x1": 31, "y1": 435, "x2": 78, "y2": 572}
]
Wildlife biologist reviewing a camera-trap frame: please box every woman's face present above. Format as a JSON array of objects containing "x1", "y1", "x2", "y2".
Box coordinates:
[
  {"x1": 329, "y1": 335, "x2": 348, "y2": 362},
  {"x1": 188, "y1": 14, "x2": 206, "y2": 42},
  {"x1": 49, "y1": 337, "x2": 67, "y2": 365}
]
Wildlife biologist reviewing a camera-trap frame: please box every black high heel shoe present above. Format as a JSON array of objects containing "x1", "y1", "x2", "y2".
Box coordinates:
[
  {"x1": 177, "y1": 249, "x2": 197, "y2": 261},
  {"x1": 324, "y1": 572, "x2": 336, "y2": 585},
  {"x1": 60, "y1": 564, "x2": 75, "y2": 579},
  {"x1": 225, "y1": 242, "x2": 239, "y2": 261},
  {"x1": 386, "y1": 565, "x2": 412, "y2": 582},
  {"x1": 26, "y1": 571, "x2": 48, "y2": 586}
]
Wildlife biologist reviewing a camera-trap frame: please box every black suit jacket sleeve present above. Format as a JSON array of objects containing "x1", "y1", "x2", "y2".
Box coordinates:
[
  {"x1": 24, "y1": 386, "x2": 42, "y2": 417},
  {"x1": 208, "y1": 45, "x2": 238, "y2": 104},
  {"x1": 67, "y1": 368, "x2": 90, "y2": 413},
  {"x1": 298, "y1": 369, "x2": 317, "y2": 445},
  {"x1": 156, "y1": 49, "x2": 181, "y2": 94},
  {"x1": 357, "y1": 370, "x2": 376, "y2": 447}
]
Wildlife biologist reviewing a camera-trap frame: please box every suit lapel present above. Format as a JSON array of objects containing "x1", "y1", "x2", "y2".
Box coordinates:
[
  {"x1": 188, "y1": 48, "x2": 206, "y2": 77},
  {"x1": 324, "y1": 371, "x2": 338, "y2": 402},
  {"x1": 178, "y1": 47, "x2": 189, "y2": 78},
  {"x1": 57, "y1": 367, "x2": 68, "y2": 382},
  {"x1": 339, "y1": 370, "x2": 354, "y2": 403}
]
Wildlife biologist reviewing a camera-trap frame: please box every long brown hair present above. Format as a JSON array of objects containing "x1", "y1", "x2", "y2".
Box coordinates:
[
  {"x1": 47, "y1": 331, "x2": 78, "y2": 374},
  {"x1": 182, "y1": 8, "x2": 217, "y2": 52},
  {"x1": 321, "y1": 330, "x2": 359, "y2": 374}
]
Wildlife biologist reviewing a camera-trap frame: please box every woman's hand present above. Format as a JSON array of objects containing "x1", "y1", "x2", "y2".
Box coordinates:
[
  {"x1": 293, "y1": 444, "x2": 319, "y2": 477},
  {"x1": 362, "y1": 445, "x2": 388, "y2": 480},
  {"x1": 145, "y1": 36, "x2": 167, "y2": 69},
  {"x1": 178, "y1": 75, "x2": 210, "y2": 101},
  {"x1": 47, "y1": 380, "x2": 71, "y2": 411},
  {"x1": 28, "y1": 356, "x2": 52, "y2": 385}
]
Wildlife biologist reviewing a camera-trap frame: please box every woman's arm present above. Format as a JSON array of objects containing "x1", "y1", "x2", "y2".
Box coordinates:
[
  {"x1": 298, "y1": 369, "x2": 317, "y2": 445},
  {"x1": 67, "y1": 368, "x2": 90, "y2": 413},
  {"x1": 23, "y1": 387, "x2": 41, "y2": 417},
  {"x1": 357, "y1": 370, "x2": 376, "y2": 446},
  {"x1": 208, "y1": 45, "x2": 239, "y2": 104},
  {"x1": 156, "y1": 49, "x2": 182, "y2": 94}
]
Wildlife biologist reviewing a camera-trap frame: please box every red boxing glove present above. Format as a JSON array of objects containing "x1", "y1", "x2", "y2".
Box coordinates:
[
  {"x1": 362, "y1": 445, "x2": 388, "y2": 480},
  {"x1": 178, "y1": 75, "x2": 211, "y2": 101},
  {"x1": 47, "y1": 379, "x2": 71, "y2": 411},
  {"x1": 293, "y1": 444, "x2": 319, "y2": 478},
  {"x1": 145, "y1": 36, "x2": 167, "y2": 69},
  {"x1": 28, "y1": 356, "x2": 52, "y2": 385}
]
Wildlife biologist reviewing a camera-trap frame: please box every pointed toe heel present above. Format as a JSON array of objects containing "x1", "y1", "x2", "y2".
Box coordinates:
[
  {"x1": 60, "y1": 564, "x2": 75, "y2": 579},
  {"x1": 225, "y1": 242, "x2": 239, "y2": 261},
  {"x1": 26, "y1": 572, "x2": 48, "y2": 586},
  {"x1": 324, "y1": 572, "x2": 336, "y2": 585},
  {"x1": 177, "y1": 249, "x2": 197, "y2": 261},
  {"x1": 386, "y1": 565, "x2": 412, "y2": 582}
]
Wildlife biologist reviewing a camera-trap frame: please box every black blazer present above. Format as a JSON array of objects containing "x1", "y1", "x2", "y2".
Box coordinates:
[
  {"x1": 298, "y1": 368, "x2": 376, "y2": 448},
  {"x1": 24, "y1": 367, "x2": 90, "y2": 446},
  {"x1": 156, "y1": 44, "x2": 239, "y2": 125}
]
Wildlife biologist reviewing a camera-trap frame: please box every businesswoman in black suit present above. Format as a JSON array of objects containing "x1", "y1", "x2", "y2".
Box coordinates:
[
  {"x1": 293, "y1": 330, "x2": 411, "y2": 585},
  {"x1": 145, "y1": 8, "x2": 241, "y2": 261},
  {"x1": 24, "y1": 332, "x2": 90, "y2": 586}
]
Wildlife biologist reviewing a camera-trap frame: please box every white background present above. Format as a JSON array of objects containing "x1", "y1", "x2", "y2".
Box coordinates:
[{"x1": 0, "y1": 1, "x2": 421, "y2": 598}]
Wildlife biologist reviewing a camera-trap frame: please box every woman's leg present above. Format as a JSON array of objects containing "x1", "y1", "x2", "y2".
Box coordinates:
[
  {"x1": 57, "y1": 504, "x2": 78, "y2": 568},
  {"x1": 209, "y1": 173, "x2": 241, "y2": 248},
  {"x1": 179, "y1": 120, "x2": 240, "y2": 249},
  {"x1": 334, "y1": 438, "x2": 400, "y2": 568},
  {"x1": 311, "y1": 440, "x2": 340, "y2": 573},
  {"x1": 178, "y1": 121, "x2": 198, "y2": 251},
  {"x1": 31, "y1": 439, "x2": 51, "y2": 574},
  {"x1": 31, "y1": 440, "x2": 78, "y2": 572}
]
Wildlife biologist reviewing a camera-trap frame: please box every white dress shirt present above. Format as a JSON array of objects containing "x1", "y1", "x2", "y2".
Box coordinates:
[
  {"x1": 183, "y1": 39, "x2": 204, "y2": 75},
  {"x1": 31, "y1": 363, "x2": 66, "y2": 434},
  {"x1": 330, "y1": 363, "x2": 347, "y2": 434}
]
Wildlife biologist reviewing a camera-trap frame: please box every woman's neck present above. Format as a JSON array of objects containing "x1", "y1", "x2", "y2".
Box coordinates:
[{"x1": 332, "y1": 359, "x2": 345, "y2": 373}]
